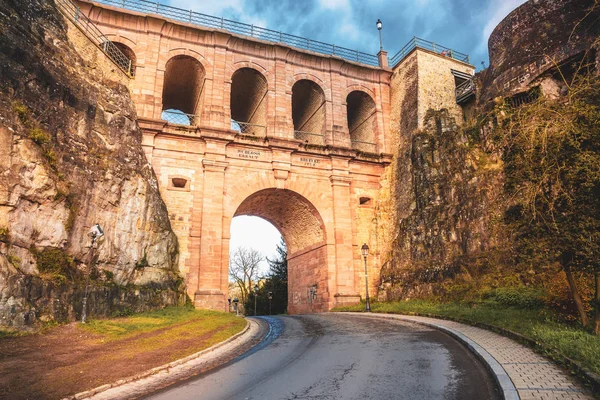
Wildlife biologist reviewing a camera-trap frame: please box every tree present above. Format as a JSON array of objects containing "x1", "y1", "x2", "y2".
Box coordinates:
[
  {"x1": 265, "y1": 238, "x2": 288, "y2": 314},
  {"x1": 229, "y1": 247, "x2": 263, "y2": 310},
  {"x1": 251, "y1": 238, "x2": 288, "y2": 316},
  {"x1": 499, "y1": 69, "x2": 600, "y2": 332}
]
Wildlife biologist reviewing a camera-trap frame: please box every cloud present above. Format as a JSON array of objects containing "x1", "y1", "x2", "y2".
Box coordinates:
[
  {"x1": 318, "y1": 0, "x2": 350, "y2": 9},
  {"x1": 476, "y1": 0, "x2": 528, "y2": 62}
]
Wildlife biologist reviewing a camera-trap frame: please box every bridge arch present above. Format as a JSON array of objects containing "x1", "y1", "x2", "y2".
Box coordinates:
[
  {"x1": 161, "y1": 55, "x2": 206, "y2": 125},
  {"x1": 230, "y1": 67, "x2": 268, "y2": 134},
  {"x1": 230, "y1": 188, "x2": 329, "y2": 313},
  {"x1": 291, "y1": 79, "x2": 327, "y2": 137},
  {"x1": 346, "y1": 90, "x2": 378, "y2": 152}
]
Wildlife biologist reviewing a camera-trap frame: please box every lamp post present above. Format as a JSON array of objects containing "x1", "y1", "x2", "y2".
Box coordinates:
[
  {"x1": 376, "y1": 19, "x2": 383, "y2": 51},
  {"x1": 361, "y1": 243, "x2": 371, "y2": 312},
  {"x1": 253, "y1": 284, "x2": 258, "y2": 316},
  {"x1": 81, "y1": 224, "x2": 104, "y2": 324},
  {"x1": 268, "y1": 291, "x2": 273, "y2": 315}
]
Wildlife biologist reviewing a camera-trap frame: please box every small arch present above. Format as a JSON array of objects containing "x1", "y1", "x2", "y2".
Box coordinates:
[
  {"x1": 346, "y1": 90, "x2": 377, "y2": 152},
  {"x1": 292, "y1": 79, "x2": 326, "y2": 137},
  {"x1": 112, "y1": 42, "x2": 137, "y2": 76},
  {"x1": 230, "y1": 68, "x2": 268, "y2": 135},
  {"x1": 161, "y1": 55, "x2": 206, "y2": 125}
]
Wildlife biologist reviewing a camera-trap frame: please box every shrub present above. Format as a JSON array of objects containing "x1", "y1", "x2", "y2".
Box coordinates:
[
  {"x1": 0, "y1": 227, "x2": 8, "y2": 242},
  {"x1": 31, "y1": 247, "x2": 78, "y2": 282},
  {"x1": 29, "y1": 128, "x2": 51, "y2": 145},
  {"x1": 485, "y1": 287, "x2": 546, "y2": 308}
]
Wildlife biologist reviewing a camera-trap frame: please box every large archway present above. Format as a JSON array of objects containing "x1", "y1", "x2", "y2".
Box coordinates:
[{"x1": 233, "y1": 188, "x2": 329, "y2": 314}]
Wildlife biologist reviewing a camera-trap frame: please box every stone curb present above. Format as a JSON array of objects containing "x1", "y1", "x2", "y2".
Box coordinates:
[
  {"x1": 337, "y1": 312, "x2": 519, "y2": 400},
  {"x1": 359, "y1": 310, "x2": 600, "y2": 397},
  {"x1": 64, "y1": 318, "x2": 256, "y2": 400}
]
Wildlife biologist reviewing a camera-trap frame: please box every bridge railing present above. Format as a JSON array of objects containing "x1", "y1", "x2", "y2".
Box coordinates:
[
  {"x1": 231, "y1": 120, "x2": 267, "y2": 137},
  {"x1": 294, "y1": 131, "x2": 325, "y2": 146},
  {"x1": 390, "y1": 36, "x2": 470, "y2": 67},
  {"x1": 162, "y1": 110, "x2": 199, "y2": 126},
  {"x1": 55, "y1": 0, "x2": 134, "y2": 76},
  {"x1": 90, "y1": 0, "x2": 380, "y2": 67}
]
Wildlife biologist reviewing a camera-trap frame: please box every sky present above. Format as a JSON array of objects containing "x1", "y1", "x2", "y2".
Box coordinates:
[
  {"x1": 230, "y1": 216, "x2": 283, "y2": 276},
  {"x1": 162, "y1": 0, "x2": 528, "y2": 270},
  {"x1": 167, "y1": 0, "x2": 528, "y2": 71}
]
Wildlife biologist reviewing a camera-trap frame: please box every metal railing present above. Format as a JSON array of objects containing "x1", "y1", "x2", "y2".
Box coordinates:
[
  {"x1": 90, "y1": 0, "x2": 380, "y2": 67},
  {"x1": 162, "y1": 110, "x2": 199, "y2": 126},
  {"x1": 351, "y1": 140, "x2": 377, "y2": 153},
  {"x1": 55, "y1": 0, "x2": 134, "y2": 76},
  {"x1": 231, "y1": 120, "x2": 267, "y2": 137},
  {"x1": 455, "y1": 78, "x2": 475, "y2": 104},
  {"x1": 390, "y1": 36, "x2": 470, "y2": 67},
  {"x1": 294, "y1": 131, "x2": 325, "y2": 145}
]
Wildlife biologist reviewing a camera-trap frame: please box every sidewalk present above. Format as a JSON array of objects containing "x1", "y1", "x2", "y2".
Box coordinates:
[{"x1": 345, "y1": 312, "x2": 593, "y2": 400}]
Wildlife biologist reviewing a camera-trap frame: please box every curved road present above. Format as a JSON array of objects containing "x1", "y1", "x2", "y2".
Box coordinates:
[{"x1": 146, "y1": 314, "x2": 501, "y2": 400}]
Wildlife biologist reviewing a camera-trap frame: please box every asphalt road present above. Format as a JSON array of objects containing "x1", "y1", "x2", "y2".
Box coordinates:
[{"x1": 145, "y1": 314, "x2": 501, "y2": 400}]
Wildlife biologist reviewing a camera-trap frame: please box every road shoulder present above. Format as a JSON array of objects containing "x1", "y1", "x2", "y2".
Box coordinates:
[
  {"x1": 65, "y1": 317, "x2": 269, "y2": 400},
  {"x1": 338, "y1": 312, "x2": 593, "y2": 400}
]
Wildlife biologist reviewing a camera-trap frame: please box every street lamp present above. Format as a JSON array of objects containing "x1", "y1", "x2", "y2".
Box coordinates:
[
  {"x1": 376, "y1": 19, "x2": 383, "y2": 50},
  {"x1": 268, "y1": 291, "x2": 273, "y2": 315},
  {"x1": 81, "y1": 224, "x2": 104, "y2": 323},
  {"x1": 253, "y1": 284, "x2": 258, "y2": 316},
  {"x1": 361, "y1": 243, "x2": 371, "y2": 312}
]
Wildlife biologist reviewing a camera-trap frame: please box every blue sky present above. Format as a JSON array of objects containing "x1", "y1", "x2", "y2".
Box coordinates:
[{"x1": 168, "y1": 0, "x2": 527, "y2": 70}]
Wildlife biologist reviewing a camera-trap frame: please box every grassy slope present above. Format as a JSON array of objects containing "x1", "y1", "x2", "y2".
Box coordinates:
[
  {"x1": 334, "y1": 300, "x2": 600, "y2": 376},
  {"x1": 0, "y1": 306, "x2": 246, "y2": 399}
]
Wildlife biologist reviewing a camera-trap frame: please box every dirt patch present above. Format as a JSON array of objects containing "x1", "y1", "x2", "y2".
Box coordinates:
[{"x1": 0, "y1": 319, "x2": 244, "y2": 400}]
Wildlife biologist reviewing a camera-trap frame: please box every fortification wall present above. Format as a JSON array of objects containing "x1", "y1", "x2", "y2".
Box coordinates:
[{"x1": 480, "y1": 0, "x2": 599, "y2": 103}]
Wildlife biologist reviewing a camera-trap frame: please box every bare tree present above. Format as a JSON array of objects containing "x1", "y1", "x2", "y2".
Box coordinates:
[{"x1": 229, "y1": 247, "x2": 263, "y2": 307}]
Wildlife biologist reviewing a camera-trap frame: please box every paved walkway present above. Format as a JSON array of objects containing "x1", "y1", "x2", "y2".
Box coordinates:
[{"x1": 346, "y1": 313, "x2": 593, "y2": 400}]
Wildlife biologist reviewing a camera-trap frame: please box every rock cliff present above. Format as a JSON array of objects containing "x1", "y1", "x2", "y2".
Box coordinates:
[
  {"x1": 379, "y1": 110, "x2": 505, "y2": 299},
  {"x1": 0, "y1": 0, "x2": 183, "y2": 327}
]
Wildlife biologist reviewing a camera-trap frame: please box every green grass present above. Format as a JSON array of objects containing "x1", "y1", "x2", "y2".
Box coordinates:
[
  {"x1": 0, "y1": 329, "x2": 28, "y2": 338},
  {"x1": 334, "y1": 299, "x2": 600, "y2": 376},
  {"x1": 81, "y1": 305, "x2": 244, "y2": 341}
]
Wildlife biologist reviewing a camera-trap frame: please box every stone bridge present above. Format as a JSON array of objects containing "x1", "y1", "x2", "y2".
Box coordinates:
[{"x1": 72, "y1": 0, "x2": 474, "y2": 313}]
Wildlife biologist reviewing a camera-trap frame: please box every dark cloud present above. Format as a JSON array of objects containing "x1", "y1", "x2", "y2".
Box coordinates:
[{"x1": 168, "y1": 0, "x2": 527, "y2": 70}]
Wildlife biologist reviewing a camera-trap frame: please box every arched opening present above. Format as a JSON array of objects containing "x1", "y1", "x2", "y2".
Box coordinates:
[
  {"x1": 229, "y1": 216, "x2": 287, "y2": 315},
  {"x1": 112, "y1": 42, "x2": 136, "y2": 76},
  {"x1": 232, "y1": 189, "x2": 327, "y2": 314},
  {"x1": 161, "y1": 55, "x2": 205, "y2": 126},
  {"x1": 347, "y1": 90, "x2": 377, "y2": 152},
  {"x1": 230, "y1": 68, "x2": 268, "y2": 136},
  {"x1": 292, "y1": 80, "x2": 326, "y2": 144}
]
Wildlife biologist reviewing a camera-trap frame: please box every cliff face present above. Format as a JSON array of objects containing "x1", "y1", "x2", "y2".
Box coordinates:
[
  {"x1": 379, "y1": 110, "x2": 505, "y2": 300},
  {"x1": 0, "y1": 0, "x2": 183, "y2": 327}
]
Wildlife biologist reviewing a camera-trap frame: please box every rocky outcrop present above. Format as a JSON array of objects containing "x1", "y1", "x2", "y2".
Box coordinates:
[
  {"x1": 0, "y1": 0, "x2": 183, "y2": 327},
  {"x1": 379, "y1": 110, "x2": 504, "y2": 299}
]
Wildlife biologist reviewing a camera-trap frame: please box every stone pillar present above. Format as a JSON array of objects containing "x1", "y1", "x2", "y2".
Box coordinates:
[
  {"x1": 330, "y1": 157, "x2": 361, "y2": 307},
  {"x1": 195, "y1": 152, "x2": 229, "y2": 311},
  {"x1": 378, "y1": 50, "x2": 389, "y2": 69}
]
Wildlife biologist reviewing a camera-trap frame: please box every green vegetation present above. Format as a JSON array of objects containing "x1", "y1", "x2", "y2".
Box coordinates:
[
  {"x1": 31, "y1": 247, "x2": 77, "y2": 283},
  {"x1": 0, "y1": 227, "x2": 8, "y2": 242},
  {"x1": 80, "y1": 306, "x2": 246, "y2": 360},
  {"x1": 497, "y1": 70, "x2": 600, "y2": 332},
  {"x1": 11, "y1": 101, "x2": 58, "y2": 170},
  {"x1": 334, "y1": 299, "x2": 600, "y2": 375}
]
